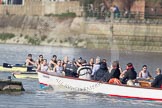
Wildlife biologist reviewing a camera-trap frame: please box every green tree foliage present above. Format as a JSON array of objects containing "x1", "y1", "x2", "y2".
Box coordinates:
[{"x1": 0, "y1": 33, "x2": 15, "y2": 41}]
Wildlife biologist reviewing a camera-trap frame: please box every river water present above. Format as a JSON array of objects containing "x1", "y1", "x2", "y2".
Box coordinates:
[{"x1": 0, "y1": 44, "x2": 162, "y2": 108}]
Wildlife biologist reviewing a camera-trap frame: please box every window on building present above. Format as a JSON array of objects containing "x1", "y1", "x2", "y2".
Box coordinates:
[
  {"x1": 1, "y1": 0, "x2": 23, "y2": 5},
  {"x1": 13, "y1": 0, "x2": 23, "y2": 4}
]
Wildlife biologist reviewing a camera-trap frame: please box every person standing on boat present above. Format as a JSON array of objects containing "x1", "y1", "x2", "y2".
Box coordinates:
[
  {"x1": 94, "y1": 62, "x2": 108, "y2": 81},
  {"x1": 25, "y1": 54, "x2": 35, "y2": 66},
  {"x1": 37, "y1": 59, "x2": 48, "y2": 72},
  {"x1": 151, "y1": 68, "x2": 162, "y2": 88},
  {"x1": 77, "y1": 59, "x2": 92, "y2": 80},
  {"x1": 53, "y1": 59, "x2": 64, "y2": 76},
  {"x1": 49, "y1": 55, "x2": 57, "y2": 70},
  {"x1": 138, "y1": 65, "x2": 152, "y2": 79},
  {"x1": 91, "y1": 56, "x2": 101, "y2": 77},
  {"x1": 121, "y1": 63, "x2": 137, "y2": 85}
]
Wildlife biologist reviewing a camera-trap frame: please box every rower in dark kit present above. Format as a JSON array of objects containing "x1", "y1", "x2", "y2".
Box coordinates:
[
  {"x1": 121, "y1": 63, "x2": 137, "y2": 85},
  {"x1": 25, "y1": 54, "x2": 35, "y2": 67},
  {"x1": 151, "y1": 68, "x2": 162, "y2": 88}
]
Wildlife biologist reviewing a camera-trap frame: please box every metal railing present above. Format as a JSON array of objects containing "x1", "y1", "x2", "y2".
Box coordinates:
[
  {"x1": 84, "y1": 7, "x2": 162, "y2": 18},
  {"x1": 84, "y1": 9, "x2": 144, "y2": 19}
]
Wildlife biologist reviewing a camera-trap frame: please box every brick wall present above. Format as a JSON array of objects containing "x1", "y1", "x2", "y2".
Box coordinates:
[
  {"x1": 130, "y1": 0, "x2": 145, "y2": 19},
  {"x1": 54, "y1": 1, "x2": 82, "y2": 16},
  {"x1": 0, "y1": 0, "x2": 43, "y2": 16},
  {"x1": 44, "y1": 1, "x2": 82, "y2": 16}
]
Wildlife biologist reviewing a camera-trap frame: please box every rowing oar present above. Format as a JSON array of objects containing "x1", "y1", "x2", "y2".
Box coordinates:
[
  {"x1": 3, "y1": 63, "x2": 24, "y2": 68},
  {"x1": 3, "y1": 63, "x2": 12, "y2": 68}
]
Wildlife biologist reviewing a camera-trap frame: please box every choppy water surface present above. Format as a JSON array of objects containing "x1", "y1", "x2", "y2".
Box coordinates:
[{"x1": 0, "y1": 44, "x2": 162, "y2": 108}]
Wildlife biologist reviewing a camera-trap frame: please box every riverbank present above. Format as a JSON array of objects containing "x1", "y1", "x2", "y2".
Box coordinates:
[{"x1": 0, "y1": 15, "x2": 162, "y2": 52}]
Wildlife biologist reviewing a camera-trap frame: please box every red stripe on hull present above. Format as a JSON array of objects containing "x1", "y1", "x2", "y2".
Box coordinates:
[
  {"x1": 39, "y1": 82, "x2": 162, "y2": 102},
  {"x1": 39, "y1": 82, "x2": 49, "y2": 86},
  {"x1": 109, "y1": 94, "x2": 162, "y2": 101}
]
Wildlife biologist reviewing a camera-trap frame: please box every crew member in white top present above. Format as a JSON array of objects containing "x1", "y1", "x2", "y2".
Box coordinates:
[
  {"x1": 138, "y1": 65, "x2": 152, "y2": 79},
  {"x1": 53, "y1": 59, "x2": 64, "y2": 76},
  {"x1": 91, "y1": 56, "x2": 101, "y2": 76},
  {"x1": 37, "y1": 59, "x2": 48, "y2": 71}
]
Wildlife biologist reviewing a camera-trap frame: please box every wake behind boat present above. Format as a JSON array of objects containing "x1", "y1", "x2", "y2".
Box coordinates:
[{"x1": 38, "y1": 71, "x2": 162, "y2": 102}]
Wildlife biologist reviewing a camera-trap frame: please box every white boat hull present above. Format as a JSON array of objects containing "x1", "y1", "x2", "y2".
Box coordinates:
[{"x1": 38, "y1": 71, "x2": 162, "y2": 101}]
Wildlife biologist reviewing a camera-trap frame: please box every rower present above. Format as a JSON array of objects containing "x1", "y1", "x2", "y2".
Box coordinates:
[
  {"x1": 77, "y1": 59, "x2": 92, "y2": 80},
  {"x1": 121, "y1": 63, "x2": 137, "y2": 85},
  {"x1": 91, "y1": 56, "x2": 101, "y2": 77},
  {"x1": 62, "y1": 56, "x2": 69, "y2": 69},
  {"x1": 75, "y1": 57, "x2": 83, "y2": 68},
  {"x1": 36, "y1": 55, "x2": 44, "y2": 67},
  {"x1": 107, "y1": 61, "x2": 121, "y2": 82},
  {"x1": 94, "y1": 62, "x2": 108, "y2": 81},
  {"x1": 25, "y1": 54, "x2": 35, "y2": 66},
  {"x1": 53, "y1": 59, "x2": 64, "y2": 76},
  {"x1": 138, "y1": 65, "x2": 152, "y2": 80},
  {"x1": 88, "y1": 57, "x2": 94, "y2": 69},
  {"x1": 64, "y1": 59, "x2": 78, "y2": 77},
  {"x1": 151, "y1": 68, "x2": 162, "y2": 88},
  {"x1": 37, "y1": 59, "x2": 48, "y2": 72},
  {"x1": 49, "y1": 55, "x2": 57, "y2": 70}
]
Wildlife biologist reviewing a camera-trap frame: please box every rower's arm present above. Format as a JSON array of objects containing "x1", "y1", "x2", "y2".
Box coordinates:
[
  {"x1": 25, "y1": 59, "x2": 29, "y2": 66},
  {"x1": 121, "y1": 72, "x2": 128, "y2": 84},
  {"x1": 50, "y1": 60, "x2": 57, "y2": 67},
  {"x1": 37, "y1": 65, "x2": 41, "y2": 71},
  {"x1": 26, "y1": 59, "x2": 34, "y2": 66},
  {"x1": 148, "y1": 72, "x2": 152, "y2": 78},
  {"x1": 138, "y1": 71, "x2": 142, "y2": 78},
  {"x1": 151, "y1": 77, "x2": 158, "y2": 87},
  {"x1": 76, "y1": 61, "x2": 82, "y2": 67},
  {"x1": 53, "y1": 66, "x2": 56, "y2": 72},
  {"x1": 27, "y1": 59, "x2": 35, "y2": 65}
]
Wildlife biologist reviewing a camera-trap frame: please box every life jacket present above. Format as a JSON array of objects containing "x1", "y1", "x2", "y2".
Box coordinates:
[
  {"x1": 77, "y1": 66, "x2": 92, "y2": 80},
  {"x1": 108, "y1": 78, "x2": 122, "y2": 85},
  {"x1": 77, "y1": 66, "x2": 92, "y2": 76}
]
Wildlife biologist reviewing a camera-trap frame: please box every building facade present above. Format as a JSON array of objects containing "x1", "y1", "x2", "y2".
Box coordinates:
[
  {"x1": 0, "y1": 0, "x2": 81, "y2": 16},
  {"x1": 0, "y1": 0, "x2": 23, "y2": 4}
]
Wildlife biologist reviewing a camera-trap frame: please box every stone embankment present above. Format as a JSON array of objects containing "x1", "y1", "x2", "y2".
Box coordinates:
[{"x1": 0, "y1": 15, "x2": 162, "y2": 52}]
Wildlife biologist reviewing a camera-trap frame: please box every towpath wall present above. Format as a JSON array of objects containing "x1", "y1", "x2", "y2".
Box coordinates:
[{"x1": 0, "y1": 16, "x2": 162, "y2": 52}]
